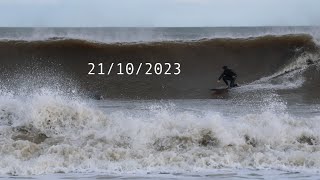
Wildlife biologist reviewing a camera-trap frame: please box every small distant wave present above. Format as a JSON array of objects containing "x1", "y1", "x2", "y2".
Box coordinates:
[{"x1": 1, "y1": 27, "x2": 320, "y2": 43}]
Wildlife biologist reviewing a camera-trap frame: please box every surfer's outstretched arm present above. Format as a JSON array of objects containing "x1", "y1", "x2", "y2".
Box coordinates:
[{"x1": 218, "y1": 72, "x2": 224, "y2": 80}]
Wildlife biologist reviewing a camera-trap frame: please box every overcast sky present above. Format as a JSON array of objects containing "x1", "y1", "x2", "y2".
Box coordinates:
[{"x1": 0, "y1": 0, "x2": 319, "y2": 27}]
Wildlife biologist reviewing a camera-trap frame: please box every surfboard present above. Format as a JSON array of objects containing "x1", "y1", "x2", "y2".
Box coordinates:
[
  {"x1": 210, "y1": 88, "x2": 228, "y2": 90},
  {"x1": 210, "y1": 88, "x2": 229, "y2": 94},
  {"x1": 210, "y1": 85, "x2": 239, "y2": 95}
]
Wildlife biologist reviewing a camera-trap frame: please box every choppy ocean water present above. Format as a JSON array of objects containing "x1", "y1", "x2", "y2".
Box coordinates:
[{"x1": 0, "y1": 27, "x2": 320, "y2": 179}]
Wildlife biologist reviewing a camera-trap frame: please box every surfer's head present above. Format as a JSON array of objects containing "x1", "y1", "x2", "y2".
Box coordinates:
[{"x1": 222, "y1": 66, "x2": 228, "y2": 70}]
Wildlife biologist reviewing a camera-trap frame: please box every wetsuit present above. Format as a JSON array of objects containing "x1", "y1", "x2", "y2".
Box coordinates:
[{"x1": 218, "y1": 68, "x2": 237, "y2": 88}]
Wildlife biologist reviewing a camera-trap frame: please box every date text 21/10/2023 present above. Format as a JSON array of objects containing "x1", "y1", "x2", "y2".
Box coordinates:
[{"x1": 88, "y1": 62, "x2": 181, "y2": 75}]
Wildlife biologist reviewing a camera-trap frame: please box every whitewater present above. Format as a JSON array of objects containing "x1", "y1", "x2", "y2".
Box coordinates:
[{"x1": 1, "y1": 90, "x2": 320, "y2": 179}]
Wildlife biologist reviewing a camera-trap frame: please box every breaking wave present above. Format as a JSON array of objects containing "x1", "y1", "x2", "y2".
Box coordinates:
[{"x1": 0, "y1": 34, "x2": 319, "y2": 99}]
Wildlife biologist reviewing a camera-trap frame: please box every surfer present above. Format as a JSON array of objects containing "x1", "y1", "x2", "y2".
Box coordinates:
[{"x1": 217, "y1": 66, "x2": 238, "y2": 88}]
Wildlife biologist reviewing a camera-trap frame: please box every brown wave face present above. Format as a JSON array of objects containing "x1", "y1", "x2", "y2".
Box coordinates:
[{"x1": 0, "y1": 34, "x2": 318, "y2": 99}]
